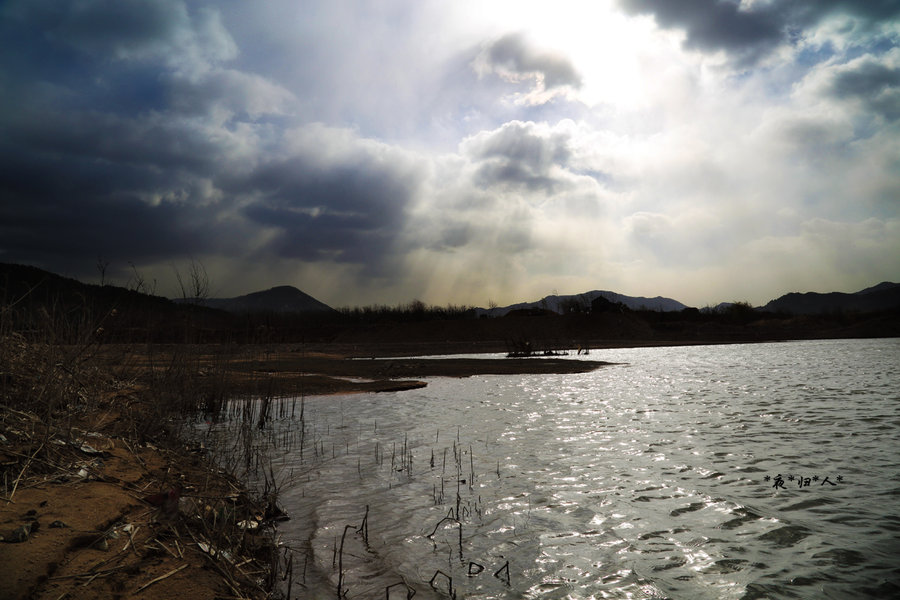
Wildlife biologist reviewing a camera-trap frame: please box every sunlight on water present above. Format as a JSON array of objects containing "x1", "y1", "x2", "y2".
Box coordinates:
[{"x1": 208, "y1": 338, "x2": 900, "y2": 599}]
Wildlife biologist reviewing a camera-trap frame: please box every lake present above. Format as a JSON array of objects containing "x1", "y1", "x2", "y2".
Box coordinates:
[{"x1": 221, "y1": 338, "x2": 900, "y2": 599}]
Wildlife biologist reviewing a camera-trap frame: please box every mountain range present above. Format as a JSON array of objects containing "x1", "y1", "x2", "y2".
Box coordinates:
[
  {"x1": 473, "y1": 283, "x2": 900, "y2": 317},
  {"x1": 474, "y1": 290, "x2": 688, "y2": 317},
  {"x1": 183, "y1": 282, "x2": 900, "y2": 316},
  {"x1": 2, "y1": 262, "x2": 898, "y2": 317}
]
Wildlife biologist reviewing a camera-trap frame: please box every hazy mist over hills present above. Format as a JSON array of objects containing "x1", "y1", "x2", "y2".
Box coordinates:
[
  {"x1": 200, "y1": 280, "x2": 900, "y2": 316},
  {"x1": 2, "y1": 262, "x2": 898, "y2": 318},
  {"x1": 2, "y1": 262, "x2": 898, "y2": 349}
]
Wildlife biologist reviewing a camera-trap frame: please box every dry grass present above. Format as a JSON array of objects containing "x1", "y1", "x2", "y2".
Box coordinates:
[{"x1": 0, "y1": 326, "x2": 286, "y2": 599}]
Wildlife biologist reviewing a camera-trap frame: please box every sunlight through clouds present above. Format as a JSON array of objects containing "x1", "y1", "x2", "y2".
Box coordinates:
[{"x1": 1, "y1": 0, "x2": 897, "y2": 307}]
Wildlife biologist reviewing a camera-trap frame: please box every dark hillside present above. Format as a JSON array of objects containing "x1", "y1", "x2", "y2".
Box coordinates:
[
  {"x1": 856, "y1": 281, "x2": 899, "y2": 295},
  {"x1": 0, "y1": 263, "x2": 231, "y2": 343},
  {"x1": 761, "y1": 282, "x2": 900, "y2": 314},
  {"x1": 193, "y1": 285, "x2": 337, "y2": 314},
  {"x1": 2, "y1": 263, "x2": 898, "y2": 349}
]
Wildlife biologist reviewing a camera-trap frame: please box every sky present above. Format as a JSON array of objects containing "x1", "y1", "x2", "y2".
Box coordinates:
[{"x1": 1, "y1": 0, "x2": 899, "y2": 309}]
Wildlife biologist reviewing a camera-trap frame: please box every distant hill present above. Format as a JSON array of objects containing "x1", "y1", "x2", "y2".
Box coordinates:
[
  {"x1": 198, "y1": 286, "x2": 336, "y2": 314},
  {"x1": 761, "y1": 282, "x2": 900, "y2": 315},
  {"x1": 475, "y1": 290, "x2": 688, "y2": 317}
]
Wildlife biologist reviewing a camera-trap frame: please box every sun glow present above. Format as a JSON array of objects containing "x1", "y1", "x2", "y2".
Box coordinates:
[{"x1": 468, "y1": 0, "x2": 676, "y2": 109}]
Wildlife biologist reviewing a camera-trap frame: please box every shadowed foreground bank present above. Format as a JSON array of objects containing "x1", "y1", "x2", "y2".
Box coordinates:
[{"x1": 0, "y1": 338, "x2": 298, "y2": 600}]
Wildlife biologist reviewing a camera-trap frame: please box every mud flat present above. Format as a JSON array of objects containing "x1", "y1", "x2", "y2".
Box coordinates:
[{"x1": 221, "y1": 352, "x2": 613, "y2": 396}]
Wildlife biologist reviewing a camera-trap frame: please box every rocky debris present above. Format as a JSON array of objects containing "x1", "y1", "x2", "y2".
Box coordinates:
[{"x1": 2, "y1": 522, "x2": 31, "y2": 543}]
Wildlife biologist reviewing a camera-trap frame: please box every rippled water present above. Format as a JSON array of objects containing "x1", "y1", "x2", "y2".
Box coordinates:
[{"x1": 231, "y1": 339, "x2": 900, "y2": 599}]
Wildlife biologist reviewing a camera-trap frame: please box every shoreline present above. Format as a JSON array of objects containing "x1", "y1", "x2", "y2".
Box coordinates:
[
  {"x1": 97, "y1": 336, "x2": 824, "y2": 399},
  {"x1": 1, "y1": 341, "x2": 615, "y2": 599}
]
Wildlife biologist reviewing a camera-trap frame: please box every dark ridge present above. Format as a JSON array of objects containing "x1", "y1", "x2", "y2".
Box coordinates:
[
  {"x1": 2, "y1": 262, "x2": 898, "y2": 347},
  {"x1": 761, "y1": 283, "x2": 900, "y2": 315},
  {"x1": 200, "y1": 285, "x2": 336, "y2": 314}
]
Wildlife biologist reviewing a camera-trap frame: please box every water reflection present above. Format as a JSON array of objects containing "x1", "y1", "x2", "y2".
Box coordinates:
[{"x1": 208, "y1": 338, "x2": 899, "y2": 599}]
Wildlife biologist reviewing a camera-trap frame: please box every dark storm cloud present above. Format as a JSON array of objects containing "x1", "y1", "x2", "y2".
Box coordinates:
[
  {"x1": 622, "y1": 0, "x2": 782, "y2": 61},
  {"x1": 4, "y1": 109, "x2": 228, "y2": 175},
  {"x1": 0, "y1": 0, "x2": 346, "y2": 280},
  {"x1": 483, "y1": 33, "x2": 582, "y2": 90},
  {"x1": 237, "y1": 149, "x2": 422, "y2": 266},
  {"x1": 0, "y1": 152, "x2": 223, "y2": 275},
  {"x1": 0, "y1": 191, "x2": 206, "y2": 261},
  {"x1": 618, "y1": 0, "x2": 900, "y2": 65},
  {"x1": 0, "y1": 123, "x2": 244, "y2": 269},
  {"x1": 0, "y1": 23, "x2": 251, "y2": 271},
  {"x1": 829, "y1": 62, "x2": 900, "y2": 97},
  {"x1": 825, "y1": 58, "x2": 900, "y2": 121},
  {"x1": 464, "y1": 121, "x2": 573, "y2": 192},
  {"x1": 1, "y1": 0, "x2": 246, "y2": 119},
  {"x1": 4, "y1": 0, "x2": 192, "y2": 60}
]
